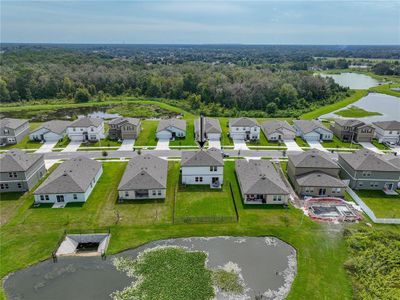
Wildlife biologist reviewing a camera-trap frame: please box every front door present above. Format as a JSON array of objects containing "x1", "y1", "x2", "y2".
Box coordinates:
[
  {"x1": 385, "y1": 183, "x2": 393, "y2": 191},
  {"x1": 318, "y1": 188, "x2": 326, "y2": 196},
  {"x1": 56, "y1": 195, "x2": 65, "y2": 202}
]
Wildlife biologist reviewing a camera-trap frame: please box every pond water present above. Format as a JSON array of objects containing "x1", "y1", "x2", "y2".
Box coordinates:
[
  {"x1": 4, "y1": 236, "x2": 297, "y2": 300},
  {"x1": 319, "y1": 72, "x2": 380, "y2": 89},
  {"x1": 321, "y1": 92, "x2": 400, "y2": 122}
]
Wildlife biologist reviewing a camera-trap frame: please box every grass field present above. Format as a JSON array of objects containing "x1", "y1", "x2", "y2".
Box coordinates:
[
  {"x1": 169, "y1": 119, "x2": 197, "y2": 146},
  {"x1": 294, "y1": 137, "x2": 309, "y2": 148},
  {"x1": 371, "y1": 139, "x2": 391, "y2": 150},
  {"x1": 300, "y1": 90, "x2": 368, "y2": 120},
  {"x1": 79, "y1": 137, "x2": 122, "y2": 148},
  {"x1": 218, "y1": 118, "x2": 233, "y2": 146},
  {"x1": 334, "y1": 106, "x2": 382, "y2": 118},
  {"x1": 135, "y1": 120, "x2": 158, "y2": 146},
  {"x1": 321, "y1": 135, "x2": 362, "y2": 149},
  {"x1": 356, "y1": 190, "x2": 400, "y2": 218},
  {"x1": 369, "y1": 83, "x2": 400, "y2": 97}
]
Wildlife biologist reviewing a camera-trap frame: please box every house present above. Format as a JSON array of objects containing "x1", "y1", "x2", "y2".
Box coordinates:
[
  {"x1": 0, "y1": 118, "x2": 29, "y2": 145},
  {"x1": 0, "y1": 149, "x2": 46, "y2": 192},
  {"x1": 156, "y1": 119, "x2": 186, "y2": 140},
  {"x1": 34, "y1": 157, "x2": 102, "y2": 204},
  {"x1": 293, "y1": 120, "x2": 333, "y2": 141},
  {"x1": 194, "y1": 117, "x2": 221, "y2": 141},
  {"x1": 228, "y1": 117, "x2": 260, "y2": 140},
  {"x1": 181, "y1": 148, "x2": 224, "y2": 187},
  {"x1": 261, "y1": 120, "x2": 296, "y2": 141},
  {"x1": 235, "y1": 159, "x2": 289, "y2": 204},
  {"x1": 338, "y1": 149, "x2": 400, "y2": 192},
  {"x1": 29, "y1": 120, "x2": 71, "y2": 142},
  {"x1": 330, "y1": 119, "x2": 374, "y2": 142},
  {"x1": 287, "y1": 149, "x2": 346, "y2": 198},
  {"x1": 66, "y1": 117, "x2": 105, "y2": 142},
  {"x1": 372, "y1": 120, "x2": 400, "y2": 144},
  {"x1": 118, "y1": 154, "x2": 168, "y2": 200},
  {"x1": 108, "y1": 117, "x2": 141, "y2": 140}
]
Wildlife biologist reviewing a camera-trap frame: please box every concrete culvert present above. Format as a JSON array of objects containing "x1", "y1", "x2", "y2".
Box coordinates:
[{"x1": 56, "y1": 233, "x2": 110, "y2": 256}]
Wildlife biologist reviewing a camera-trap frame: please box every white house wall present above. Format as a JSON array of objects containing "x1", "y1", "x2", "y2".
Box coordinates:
[
  {"x1": 118, "y1": 188, "x2": 166, "y2": 200},
  {"x1": 229, "y1": 126, "x2": 260, "y2": 140},
  {"x1": 374, "y1": 127, "x2": 400, "y2": 143},
  {"x1": 207, "y1": 133, "x2": 221, "y2": 141},
  {"x1": 181, "y1": 166, "x2": 224, "y2": 185},
  {"x1": 67, "y1": 124, "x2": 105, "y2": 142}
]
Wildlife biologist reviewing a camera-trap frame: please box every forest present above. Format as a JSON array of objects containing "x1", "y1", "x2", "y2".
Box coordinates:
[{"x1": 0, "y1": 44, "x2": 399, "y2": 117}]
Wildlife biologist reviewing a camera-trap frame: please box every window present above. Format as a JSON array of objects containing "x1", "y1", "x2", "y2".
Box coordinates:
[
  {"x1": 158, "y1": 190, "x2": 162, "y2": 196},
  {"x1": 195, "y1": 177, "x2": 199, "y2": 182},
  {"x1": 236, "y1": 128, "x2": 239, "y2": 131},
  {"x1": 305, "y1": 187, "x2": 314, "y2": 193},
  {"x1": 13, "y1": 172, "x2": 17, "y2": 178},
  {"x1": 210, "y1": 166, "x2": 217, "y2": 172},
  {"x1": 273, "y1": 195, "x2": 282, "y2": 202},
  {"x1": 332, "y1": 188, "x2": 341, "y2": 194},
  {"x1": 125, "y1": 191, "x2": 129, "y2": 197},
  {"x1": 389, "y1": 131, "x2": 392, "y2": 134},
  {"x1": 45, "y1": 195, "x2": 49, "y2": 200},
  {"x1": 73, "y1": 128, "x2": 76, "y2": 131},
  {"x1": 17, "y1": 183, "x2": 22, "y2": 188},
  {"x1": 0, "y1": 184, "x2": 4, "y2": 189},
  {"x1": 8, "y1": 172, "x2": 13, "y2": 178},
  {"x1": 362, "y1": 171, "x2": 371, "y2": 177},
  {"x1": 358, "y1": 182, "x2": 363, "y2": 186},
  {"x1": 152, "y1": 190, "x2": 156, "y2": 195},
  {"x1": 73, "y1": 194, "x2": 78, "y2": 200},
  {"x1": 40, "y1": 195, "x2": 44, "y2": 201},
  {"x1": 199, "y1": 177, "x2": 203, "y2": 182},
  {"x1": 4, "y1": 129, "x2": 9, "y2": 134}
]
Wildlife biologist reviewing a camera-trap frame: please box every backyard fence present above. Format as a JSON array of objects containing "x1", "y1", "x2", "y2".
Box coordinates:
[{"x1": 346, "y1": 188, "x2": 400, "y2": 224}]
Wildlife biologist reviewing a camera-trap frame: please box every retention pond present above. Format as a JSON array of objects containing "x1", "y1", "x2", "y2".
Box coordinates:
[{"x1": 4, "y1": 236, "x2": 297, "y2": 300}]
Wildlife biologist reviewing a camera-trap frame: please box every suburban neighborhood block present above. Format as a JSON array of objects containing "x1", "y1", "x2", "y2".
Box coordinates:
[
  {"x1": 108, "y1": 117, "x2": 141, "y2": 140},
  {"x1": 293, "y1": 120, "x2": 333, "y2": 141},
  {"x1": 228, "y1": 117, "x2": 260, "y2": 141},
  {"x1": 0, "y1": 149, "x2": 46, "y2": 192},
  {"x1": 235, "y1": 159, "x2": 289, "y2": 204},
  {"x1": 66, "y1": 117, "x2": 105, "y2": 142},
  {"x1": 181, "y1": 148, "x2": 224, "y2": 187},
  {"x1": 261, "y1": 120, "x2": 296, "y2": 141},
  {"x1": 287, "y1": 149, "x2": 346, "y2": 198},
  {"x1": 118, "y1": 154, "x2": 168, "y2": 200},
  {"x1": 330, "y1": 119, "x2": 375, "y2": 142},
  {"x1": 34, "y1": 157, "x2": 102, "y2": 204},
  {"x1": 0, "y1": 118, "x2": 29, "y2": 145},
  {"x1": 156, "y1": 118, "x2": 186, "y2": 140},
  {"x1": 29, "y1": 120, "x2": 71, "y2": 142},
  {"x1": 372, "y1": 120, "x2": 400, "y2": 144},
  {"x1": 338, "y1": 149, "x2": 400, "y2": 192},
  {"x1": 194, "y1": 117, "x2": 222, "y2": 141}
]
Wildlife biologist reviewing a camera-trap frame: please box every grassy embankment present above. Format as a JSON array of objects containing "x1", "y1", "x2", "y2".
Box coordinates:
[
  {"x1": 0, "y1": 160, "x2": 364, "y2": 300},
  {"x1": 334, "y1": 106, "x2": 382, "y2": 118}
]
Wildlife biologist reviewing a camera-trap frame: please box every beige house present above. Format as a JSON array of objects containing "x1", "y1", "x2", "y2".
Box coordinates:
[
  {"x1": 108, "y1": 117, "x2": 141, "y2": 140},
  {"x1": 330, "y1": 119, "x2": 374, "y2": 142}
]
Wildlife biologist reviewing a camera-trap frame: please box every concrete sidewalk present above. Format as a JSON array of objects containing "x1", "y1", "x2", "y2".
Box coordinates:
[
  {"x1": 308, "y1": 140, "x2": 328, "y2": 152},
  {"x1": 61, "y1": 141, "x2": 81, "y2": 152},
  {"x1": 284, "y1": 139, "x2": 303, "y2": 152},
  {"x1": 233, "y1": 139, "x2": 249, "y2": 150},
  {"x1": 208, "y1": 140, "x2": 221, "y2": 149},
  {"x1": 35, "y1": 141, "x2": 58, "y2": 153},
  {"x1": 155, "y1": 138, "x2": 170, "y2": 150}
]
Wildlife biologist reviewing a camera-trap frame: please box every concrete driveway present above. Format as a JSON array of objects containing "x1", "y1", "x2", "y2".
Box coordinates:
[
  {"x1": 118, "y1": 139, "x2": 135, "y2": 151},
  {"x1": 308, "y1": 140, "x2": 328, "y2": 152},
  {"x1": 284, "y1": 139, "x2": 303, "y2": 152},
  {"x1": 233, "y1": 139, "x2": 249, "y2": 150},
  {"x1": 35, "y1": 141, "x2": 58, "y2": 153},
  {"x1": 61, "y1": 141, "x2": 81, "y2": 152},
  {"x1": 156, "y1": 138, "x2": 170, "y2": 150},
  {"x1": 393, "y1": 146, "x2": 400, "y2": 155},
  {"x1": 359, "y1": 142, "x2": 384, "y2": 154},
  {"x1": 208, "y1": 140, "x2": 221, "y2": 149}
]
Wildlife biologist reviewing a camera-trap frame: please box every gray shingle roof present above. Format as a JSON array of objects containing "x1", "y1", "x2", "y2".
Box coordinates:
[
  {"x1": 0, "y1": 149, "x2": 44, "y2": 172},
  {"x1": 0, "y1": 118, "x2": 28, "y2": 129},
  {"x1": 68, "y1": 117, "x2": 103, "y2": 128},
  {"x1": 118, "y1": 154, "x2": 168, "y2": 191},
  {"x1": 372, "y1": 120, "x2": 400, "y2": 131},
  {"x1": 108, "y1": 117, "x2": 140, "y2": 126},
  {"x1": 334, "y1": 119, "x2": 365, "y2": 127},
  {"x1": 235, "y1": 160, "x2": 289, "y2": 195},
  {"x1": 34, "y1": 157, "x2": 102, "y2": 194},
  {"x1": 339, "y1": 149, "x2": 400, "y2": 172},
  {"x1": 261, "y1": 120, "x2": 295, "y2": 136},
  {"x1": 194, "y1": 117, "x2": 222, "y2": 135},
  {"x1": 293, "y1": 120, "x2": 331, "y2": 134},
  {"x1": 32, "y1": 120, "x2": 71, "y2": 135},
  {"x1": 181, "y1": 148, "x2": 224, "y2": 167},
  {"x1": 385, "y1": 156, "x2": 400, "y2": 169},
  {"x1": 289, "y1": 149, "x2": 339, "y2": 169},
  {"x1": 296, "y1": 172, "x2": 346, "y2": 187},
  {"x1": 157, "y1": 119, "x2": 186, "y2": 133},
  {"x1": 229, "y1": 117, "x2": 258, "y2": 127}
]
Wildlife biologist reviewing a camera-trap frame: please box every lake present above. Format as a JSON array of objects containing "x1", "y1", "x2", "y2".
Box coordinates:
[
  {"x1": 4, "y1": 236, "x2": 297, "y2": 300},
  {"x1": 319, "y1": 72, "x2": 380, "y2": 89},
  {"x1": 321, "y1": 92, "x2": 400, "y2": 122}
]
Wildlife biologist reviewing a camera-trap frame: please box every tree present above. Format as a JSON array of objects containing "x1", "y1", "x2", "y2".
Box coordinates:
[
  {"x1": 266, "y1": 102, "x2": 278, "y2": 114},
  {"x1": 0, "y1": 78, "x2": 10, "y2": 102},
  {"x1": 74, "y1": 87, "x2": 91, "y2": 103}
]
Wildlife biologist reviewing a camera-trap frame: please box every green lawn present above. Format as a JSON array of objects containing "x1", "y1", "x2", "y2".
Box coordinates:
[
  {"x1": 300, "y1": 90, "x2": 368, "y2": 120},
  {"x1": 79, "y1": 137, "x2": 122, "y2": 148},
  {"x1": 54, "y1": 136, "x2": 70, "y2": 149},
  {"x1": 356, "y1": 190, "x2": 400, "y2": 218},
  {"x1": 135, "y1": 120, "x2": 158, "y2": 146},
  {"x1": 0, "y1": 135, "x2": 42, "y2": 150},
  {"x1": 169, "y1": 119, "x2": 197, "y2": 146},
  {"x1": 247, "y1": 129, "x2": 287, "y2": 149},
  {"x1": 0, "y1": 192, "x2": 25, "y2": 226},
  {"x1": 2, "y1": 160, "x2": 389, "y2": 300},
  {"x1": 334, "y1": 106, "x2": 382, "y2": 118},
  {"x1": 369, "y1": 83, "x2": 400, "y2": 97},
  {"x1": 295, "y1": 137, "x2": 309, "y2": 148},
  {"x1": 371, "y1": 139, "x2": 391, "y2": 150},
  {"x1": 321, "y1": 135, "x2": 362, "y2": 149},
  {"x1": 218, "y1": 118, "x2": 233, "y2": 146}
]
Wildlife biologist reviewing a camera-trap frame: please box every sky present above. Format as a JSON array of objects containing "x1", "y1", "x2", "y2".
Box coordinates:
[{"x1": 1, "y1": 0, "x2": 399, "y2": 44}]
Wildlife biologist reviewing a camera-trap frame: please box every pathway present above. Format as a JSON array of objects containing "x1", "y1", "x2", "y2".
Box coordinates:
[
  {"x1": 35, "y1": 141, "x2": 58, "y2": 153},
  {"x1": 118, "y1": 139, "x2": 135, "y2": 151},
  {"x1": 208, "y1": 140, "x2": 221, "y2": 149},
  {"x1": 308, "y1": 140, "x2": 328, "y2": 152},
  {"x1": 156, "y1": 138, "x2": 170, "y2": 150},
  {"x1": 61, "y1": 141, "x2": 81, "y2": 152},
  {"x1": 284, "y1": 139, "x2": 303, "y2": 152},
  {"x1": 233, "y1": 139, "x2": 249, "y2": 150},
  {"x1": 359, "y1": 142, "x2": 384, "y2": 154}
]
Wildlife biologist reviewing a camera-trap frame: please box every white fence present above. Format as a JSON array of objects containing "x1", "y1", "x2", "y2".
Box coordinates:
[{"x1": 346, "y1": 188, "x2": 400, "y2": 224}]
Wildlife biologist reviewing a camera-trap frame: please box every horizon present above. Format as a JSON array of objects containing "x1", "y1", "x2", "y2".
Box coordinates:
[{"x1": 1, "y1": 1, "x2": 399, "y2": 45}]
